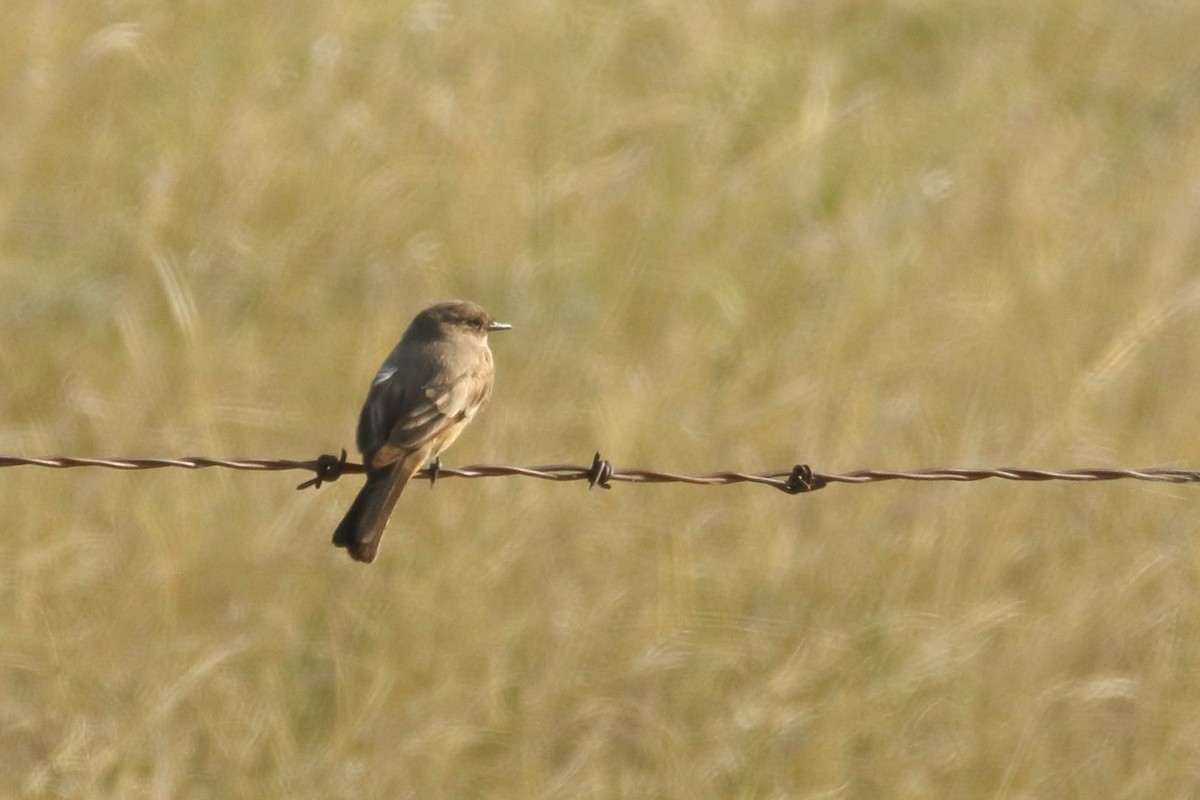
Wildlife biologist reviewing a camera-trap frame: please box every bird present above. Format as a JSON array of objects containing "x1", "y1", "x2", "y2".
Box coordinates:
[{"x1": 332, "y1": 300, "x2": 510, "y2": 563}]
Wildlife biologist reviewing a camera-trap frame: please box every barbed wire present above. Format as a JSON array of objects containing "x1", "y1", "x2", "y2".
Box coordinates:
[{"x1": 1, "y1": 453, "x2": 1198, "y2": 494}]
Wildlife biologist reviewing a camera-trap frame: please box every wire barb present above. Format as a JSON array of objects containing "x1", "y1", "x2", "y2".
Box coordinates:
[
  {"x1": 587, "y1": 452, "x2": 613, "y2": 490},
  {"x1": 428, "y1": 457, "x2": 441, "y2": 487},
  {"x1": 295, "y1": 450, "x2": 349, "y2": 490},
  {"x1": 781, "y1": 464, "x2": 827, "y2": 494}
]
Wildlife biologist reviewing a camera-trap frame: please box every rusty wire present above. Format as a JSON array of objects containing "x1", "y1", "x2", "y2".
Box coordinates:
[{"x1": 1, "y1": 453, "x2": 1198, "y2": 494}]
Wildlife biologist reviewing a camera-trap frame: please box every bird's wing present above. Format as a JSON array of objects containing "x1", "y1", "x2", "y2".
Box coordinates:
[{"x1": 356, "y1": 341, "x2": 493, "y2": 465}]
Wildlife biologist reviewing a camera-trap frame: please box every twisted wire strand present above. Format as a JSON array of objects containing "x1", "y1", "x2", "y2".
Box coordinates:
[{"x1": 1, "y1": 454, "x2": 1197, "y2": 493}]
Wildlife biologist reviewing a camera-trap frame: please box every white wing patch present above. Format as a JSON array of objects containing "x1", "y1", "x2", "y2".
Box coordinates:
[{"x1": 372, "y1": 364, "x2": 398, "y2": 386}]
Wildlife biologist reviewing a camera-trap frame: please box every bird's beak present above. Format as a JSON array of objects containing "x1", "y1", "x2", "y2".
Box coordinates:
[{"x1": 488, "y1": 321, "x2": 512, "y2": 332}]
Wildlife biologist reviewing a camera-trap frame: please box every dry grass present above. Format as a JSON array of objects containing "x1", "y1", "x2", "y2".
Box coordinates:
[{"x1": 4, "y1": 0, "x2": 1200, "y2": 796}]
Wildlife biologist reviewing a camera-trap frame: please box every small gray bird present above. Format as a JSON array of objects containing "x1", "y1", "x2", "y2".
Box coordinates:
[{"x1": 332, "y1": 300, "x2": 510, "y2": 563}]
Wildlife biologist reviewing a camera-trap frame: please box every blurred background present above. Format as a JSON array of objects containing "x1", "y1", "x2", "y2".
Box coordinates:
[{"x1": 3, "y1": 0, "x2": 1200, "y2": 796}]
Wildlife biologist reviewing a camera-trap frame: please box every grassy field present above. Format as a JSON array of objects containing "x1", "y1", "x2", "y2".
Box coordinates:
[{"x1": 4, "y1": 0, "x2": 1200, "y2": 796}]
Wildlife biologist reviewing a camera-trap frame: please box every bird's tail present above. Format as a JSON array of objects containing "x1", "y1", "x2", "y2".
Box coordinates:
[{"x1": 332, "y1": 455, "x2": 424, "y2": 563}]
